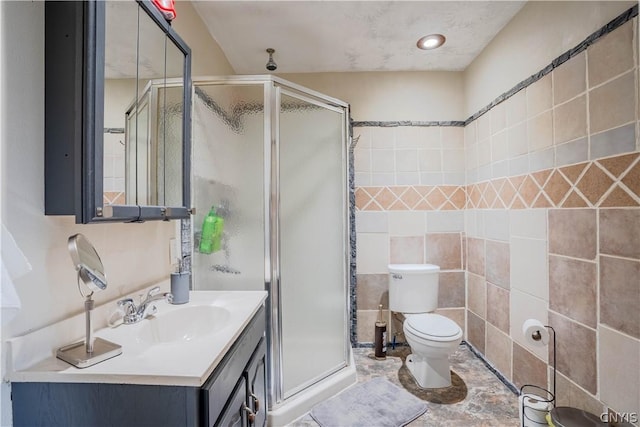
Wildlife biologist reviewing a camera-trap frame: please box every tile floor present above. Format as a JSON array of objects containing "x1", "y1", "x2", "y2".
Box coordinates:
[{"x1": 289, "y1": 344, "x2": 520, "y2": 426}]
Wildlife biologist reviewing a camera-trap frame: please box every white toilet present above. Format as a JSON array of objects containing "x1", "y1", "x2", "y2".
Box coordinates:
[{"x1": 388, "y1": 263, "x2": 463, "y2": 389}]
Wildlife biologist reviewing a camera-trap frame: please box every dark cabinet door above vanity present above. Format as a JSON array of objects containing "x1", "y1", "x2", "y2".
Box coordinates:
[{"x1": 44, "y1": 0, "x2": 192, "y2": 223}]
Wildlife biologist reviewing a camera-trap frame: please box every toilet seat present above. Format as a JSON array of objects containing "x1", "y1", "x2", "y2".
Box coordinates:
[{"x1": 404, "y1": 313, "x2": 462, "y2": 342}]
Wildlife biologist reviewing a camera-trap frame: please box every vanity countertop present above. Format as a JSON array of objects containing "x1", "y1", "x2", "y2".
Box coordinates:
[{"x1": 7, "y1": 290, "x2": 267, "y2": 387}]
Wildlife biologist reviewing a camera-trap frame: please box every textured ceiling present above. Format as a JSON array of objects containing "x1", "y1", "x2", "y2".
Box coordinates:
[{"x1": 192, "y1": 1, "x2": 526, "y2": 74}]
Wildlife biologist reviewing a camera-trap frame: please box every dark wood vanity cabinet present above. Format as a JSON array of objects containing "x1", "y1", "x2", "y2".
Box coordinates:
[
  {"x1": 203, "y1": 307, "x2": 267, "y2": 427},
  {"x1": 11, "y1": 307, "x2": 267, "y2": 427}
]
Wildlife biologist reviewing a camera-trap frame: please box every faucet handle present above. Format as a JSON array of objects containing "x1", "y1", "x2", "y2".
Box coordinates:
[
  {"x1": 117, "y1": 298, "x2": 136, "y2": 314},
  {"x1": 145, "y1": 286, "x2": 161, "y2": 300}
]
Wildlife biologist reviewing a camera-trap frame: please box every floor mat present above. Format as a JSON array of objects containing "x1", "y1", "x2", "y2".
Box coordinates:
[{"x1": 310, "y1": 376, "x2": 427, "y2": 427}]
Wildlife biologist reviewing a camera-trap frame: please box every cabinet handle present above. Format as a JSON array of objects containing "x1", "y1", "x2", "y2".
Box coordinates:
[
  {"x1": 250, "y1": 392, "x2": 260, "y2": 412},
  {"x1": 243, "y1": 405, "x2": 256, "y2": 425}
]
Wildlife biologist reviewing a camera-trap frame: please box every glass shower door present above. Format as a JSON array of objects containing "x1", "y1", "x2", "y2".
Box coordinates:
[
  {"x1": 277, "y1": 90, "x2": 348, "y2": 398},
  {"x1": 191, "y1": 83, "x2": 266, "y2": 291}
]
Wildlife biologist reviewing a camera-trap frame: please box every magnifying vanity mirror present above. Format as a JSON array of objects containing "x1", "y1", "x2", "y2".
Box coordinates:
[
  {"x1": 57, "y1": 234, "x2": 122, "y2": 368},
  {"x1": 68, "y1": 233, "x2": 107, "y2": 292},
  {"x1": 45, "y1": 0, "x2": 192, "y2": 223}
]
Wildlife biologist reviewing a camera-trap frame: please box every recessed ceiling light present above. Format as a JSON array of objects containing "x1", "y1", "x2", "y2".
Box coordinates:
[{"x1": 416, "y1": 34, "x2": 446, "y2": 50}]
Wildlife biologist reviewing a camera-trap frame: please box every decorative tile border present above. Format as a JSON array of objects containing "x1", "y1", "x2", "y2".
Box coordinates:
[
  {"x1": 103, "y1": 191, "x2": 125, "y2": 205},
  {"x1": 467, "y1": 152, "x2": 640, "y2": 209},
  {"x1": 352, "y1": 120, "x2": 465, "y2": 127},
  {"x1": 354, "y1": 152, "x2": 640, "y2": 212},
  {"x1": 355, "y1": 185, "x2": 466, "y2": 211}
]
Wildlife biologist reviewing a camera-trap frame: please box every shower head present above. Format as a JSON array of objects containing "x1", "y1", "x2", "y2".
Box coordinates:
[{"x1": 265, "y1": 48, "x2": 277, "y2": 71}]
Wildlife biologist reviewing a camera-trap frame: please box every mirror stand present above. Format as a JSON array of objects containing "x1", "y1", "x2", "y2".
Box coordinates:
[
  {"x1": 56, "y1": 286, "x2": 122, "y2": 369},
  {"x1": 56, "y1": 234, "x2": 122, "y2": 368}
]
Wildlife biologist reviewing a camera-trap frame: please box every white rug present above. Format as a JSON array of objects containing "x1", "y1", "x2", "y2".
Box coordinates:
[{"x1": 310, "y1": 377, "x2": 428, "y2": 427}]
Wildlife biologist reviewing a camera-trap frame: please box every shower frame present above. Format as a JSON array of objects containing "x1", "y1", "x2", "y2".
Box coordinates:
[{"x1": 191, "y1": 75, "x2": 353, "y2": 411}]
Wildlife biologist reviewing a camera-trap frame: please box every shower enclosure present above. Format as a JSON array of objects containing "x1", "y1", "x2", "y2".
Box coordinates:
[{"x1": 190, "y1": 76, "x2": 355, "y2": 423}]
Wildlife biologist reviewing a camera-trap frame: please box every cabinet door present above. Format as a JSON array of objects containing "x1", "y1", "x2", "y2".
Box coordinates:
[
  {"x1": 245, "y1": 338, "x2": 267, "y2": 427},
  {"x1": 216, "y1": 377, "x2": 247, "y2": 427}
]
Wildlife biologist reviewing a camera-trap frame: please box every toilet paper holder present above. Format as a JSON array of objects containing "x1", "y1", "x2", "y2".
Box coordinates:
[{"x1": 520, "y1": 320, "x2": 557, "y2": 427}]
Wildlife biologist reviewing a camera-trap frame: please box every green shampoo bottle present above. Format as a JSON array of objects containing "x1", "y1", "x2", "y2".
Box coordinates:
[{"x1": 199, "y1": 207, "x2": 218, "y2": 254}]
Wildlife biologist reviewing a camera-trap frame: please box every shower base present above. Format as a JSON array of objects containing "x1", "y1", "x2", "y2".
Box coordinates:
[{"x1": 268, "y1": 349, "x2": 357, "y2": 426}]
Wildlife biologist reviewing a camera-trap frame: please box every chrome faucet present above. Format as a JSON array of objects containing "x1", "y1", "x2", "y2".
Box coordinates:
[{"x1": 117, "y1": 286, "x2": 172, "y2": 325}]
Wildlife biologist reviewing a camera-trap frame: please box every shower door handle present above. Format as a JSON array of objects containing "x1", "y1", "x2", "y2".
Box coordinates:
[
  {"x1": 250, "y1": 392, "x2": 260, "y2": 411},
  {"x1": 243, "y1": 405, "x2": 256, "y2": 425}
]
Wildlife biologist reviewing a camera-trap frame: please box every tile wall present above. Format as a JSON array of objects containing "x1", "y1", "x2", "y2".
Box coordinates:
[
  {"x1": 465, "y1": 18, "x2": 640, "y2": 418},
  {"x1": 354, "y1": 15, "x2": 639, "y2": 419},
  {"x1": 354, "y1": 125, "x2": 467, "y2": 343}
]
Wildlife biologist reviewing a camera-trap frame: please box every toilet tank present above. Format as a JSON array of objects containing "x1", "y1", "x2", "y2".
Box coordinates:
[{"x1": 388, "y1": 264, "x2": 440, "y2": 313}]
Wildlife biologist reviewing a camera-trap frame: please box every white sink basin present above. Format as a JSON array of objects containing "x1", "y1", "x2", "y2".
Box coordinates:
[
  {"x1": 8, "y1": 290, "x2": 268, "y2": 387},
  {"x1": 137, "y1": 305, "x2": 231, "y2": 344}
]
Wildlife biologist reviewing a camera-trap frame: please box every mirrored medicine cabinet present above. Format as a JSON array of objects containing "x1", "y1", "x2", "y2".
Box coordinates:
[{"x1": 44, "y1": 0, "x2": 192, "y2": 223}]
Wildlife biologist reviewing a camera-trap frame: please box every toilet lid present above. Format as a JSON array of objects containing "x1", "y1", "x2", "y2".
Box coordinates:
[{"x1": 405, "y1": 314, "x2": 461, "y2": 340}]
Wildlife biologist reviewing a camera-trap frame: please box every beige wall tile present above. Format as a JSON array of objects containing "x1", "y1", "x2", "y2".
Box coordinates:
[
  {"x1": 465, "y1": 121, "x2": 477, "y2": 147},
  {"x1": 421, "y1": 127, "x2": 442, "y2": 149},
  {"x1": 549, "y1": 255, "x2": 597, "y2": 328},
  {"x1": 467, "y1": 310, "x2": 486, "y2": 353},
  {"x1": 356, "y1": 274, "x2": 389, "y2": 310},
  {"x1": 588, "y1": 20, "x2": 635, "y2": 88},
  {"x1": 553, "y1": 95, "x2": 587, "y2": 144},
  {"x1": 390, "y1": 236, "x2": 425, "y2": 264},
  {"x1": 485, "y1": 240, "x2": 510, "y2": 289},
  {"x1": 388, "y1": 211, "x2": 426, "y2": 236},
  {"x1": 527, "y1": 74, "x2": 552, "y2": 118},
  {"x1": 548, "y1": 209, "x2": 597, "y2": 260},
  {"x1": 507, "y1": 90, "x2": 527, "y2": 126},
  {"x1": 477, "y1": 114, "x2": 491, "y2": 142},
  {"x1": 509, "y1": 209, "x2": 547, "y2": 239},
  {"x1": 418, "y1": 148, "x2": 443, "y2": 172},
  {"x1": 507, "y1": 121, "x2": 528, "y2": 158},
  {"x1": 491, "y1": 130, "x2": 508, "y2": 162},
  {"x1": 357, "y1": 309, "x2": 378, "y2": 343},
  {"x1": 438, "y1": 271, "x2": 465, "y2": 308},
  {"x1": 589, "y1": 71, "x2": 636, "y2": 134},
  {"x1": 600, "y1": 255, "x2": 640, "y2": 339},
  {"x1": 512, "y1": 342, "x2": 547, "y2": 390},
  {"x1": 510, "y1": 237, "x2": 548, "y2": 301},
  {"x1": 590, "y1": 123, "x2": 637, "y2": 160},
  {"x1": 356, "y1": 211, "x2": 388, "y2": 233},
  {"x1": 442, "y1": 127, "x2": 464, "y2": 149},
  {"x1": 599, "y1": 209, "x2": 640, "y2": 259},
  {"x1": 425, "y1": 232, "x2": 462, "y2": 270},
  {"x1": 356, "y1": 233, "x2": 390, "y2": 274},
  {"x1": 599, "y1": 325, "x2": 640, "y2": 416},
  {"x1": 395, "y1": 126, "x2": 422, "y2": 149},
  {"x1": 553, "y1": 52, "x2": 586, "y2": 105},
  {"x1": 548, "y1": 311, "x2": 597, "y2": 394},
  {"x1": 486, "y1": 324, "x2": 512, "y2": 381},
  {"x1": 555, "y1": 372, "x2": 605, "y2": 416},
  {"x1": 491, "y1": 101, "x2": 507, "y2": 135},
  {"x1": 528, "y1": 110, "x2": 553, "y2": 152},
  {"x1": 467, "y1": 237, "x2": 485, "y2": 277},
  {"x1": 486, "y1": 282, "x2": 510, "y2": 333},
  {"x1": 354, "y1": 149, "x2": 372, "y2": 172},
  {"x1": 598, "y1": 327, "x2": 640, "y2": 413},
  {"x1": 371, "y1": 127, "x2": 396, "y2": 149},
  {"x1": 467, "y1": 272, "x2": 486, "y2": 318},
  {"x1": 395, "y1": 149, "x2": 419, "y2": 172}
]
